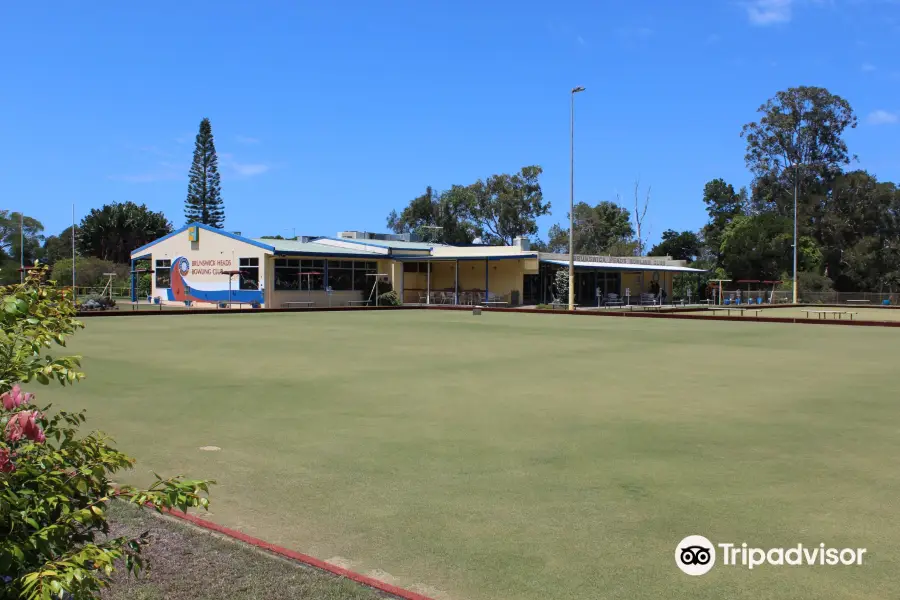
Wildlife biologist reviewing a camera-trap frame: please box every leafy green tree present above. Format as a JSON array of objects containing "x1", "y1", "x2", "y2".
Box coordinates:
[
  {"x1": 185, "y1": 118, "x2": 224, "y2": 228},
  {"x1": 700, "y1": 179, "x2": 746, "y2": 262},
  {"x1": 38, "y1": 226, "x2": 75, "y2": 269},
  {"x1": 0, "y1": 267, "x2": 213, "y2": 599},
  {"x1": 468, "y1": 166, "x2": 550, "y2": 245},
  {"x1": 77, "y1": 202, "x2": 172, "y2": 264},
  {"x1": 741, "y1": 86, "x2": 857, "y2": 180},
  {"x1": 387, "y1": 186, "x2": 477, "y2": 244},
  {"x1": 546, "y1": 201, "x2": 634, "y2": 254},
  {"x1": 0, "y1": 211, "x2": 44, "y2": 269},
  {"x1": 649, "y1": 230, "x2": 702, "y2": 262},
  {"x1": 719, "y1": 213, "x2": 821, "y2": 281}
]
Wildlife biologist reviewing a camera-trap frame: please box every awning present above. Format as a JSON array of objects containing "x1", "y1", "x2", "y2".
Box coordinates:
[{"x1": 540, "y1": 259, "x2": 706, "y2": 273}]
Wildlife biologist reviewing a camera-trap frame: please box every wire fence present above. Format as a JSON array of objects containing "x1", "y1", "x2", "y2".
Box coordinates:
[{"x1": 775, "y1": 291, "x2": 898, "y2": 305}]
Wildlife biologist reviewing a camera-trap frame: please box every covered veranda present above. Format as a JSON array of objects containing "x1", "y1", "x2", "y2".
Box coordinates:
[
  {"x1": 536, "y1": 258, "x2": 707, "y2": 306},
  {"x1": 393, "y1": 254, "x2": 534, "y2": 306}
]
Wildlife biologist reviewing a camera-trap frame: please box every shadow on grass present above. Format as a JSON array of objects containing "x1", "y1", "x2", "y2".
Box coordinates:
[{"x1": 102, "y1": 502, "x2": 384, "y2": 600}]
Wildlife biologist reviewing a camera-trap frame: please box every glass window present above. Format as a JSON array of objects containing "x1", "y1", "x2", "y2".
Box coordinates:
[
  {"x1": 403, "y1": 262, "x2": 418, "y2": 273},
  {"x1": 366, "y1": 262, "x2": 377, "y2": 270},
  {"x1": 328, "y1": 267, "x2": 352, "y2": 290},
  {"x1": 239, "y1": 257, "x2": 259, "y2": 290},
  {"x1": 354, "y1": 269, "x2": 370, "y2": 292},
  {"x1": 300, "y1": 271, "x2": 324, "y2": 291},
  {"x1": 274, "y1": 262, "x2": 299, "y2": 290},
  {"x1": 155, "y1": 259, "x2": 171, "y2": 288}
]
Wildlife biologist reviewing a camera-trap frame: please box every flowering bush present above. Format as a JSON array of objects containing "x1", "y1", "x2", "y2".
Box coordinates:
[{"x1": 0, "y1": 268, "x2": 213, "y2": 600}]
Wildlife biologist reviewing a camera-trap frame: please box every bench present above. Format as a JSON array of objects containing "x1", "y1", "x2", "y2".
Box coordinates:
[
  {"x1": 803, "y1": 310, "x2": 857, "y2": 321},
  {"x1": 282, "y1": 301, "x2": 315, "y2": 308},
  {"x1": 481, "y1": 301, "x2": 509, "y2": 308},
  {"x1": 709, "y1": 307, "x2": 763, "y2": 317},
  {"x1": 845, "y1": 300, "x2": 870, "y2": 304},
  {"x1": 346, "y1": 300, "x2": 370, "y2": 307}
]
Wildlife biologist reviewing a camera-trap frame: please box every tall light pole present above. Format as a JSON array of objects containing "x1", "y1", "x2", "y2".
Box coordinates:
[
  {"x1": 569, "y1": 85, "x2": 585, "y2": 311},
  {"x1": 792, "y1": 162, "x2": 804, "y2": 304}
]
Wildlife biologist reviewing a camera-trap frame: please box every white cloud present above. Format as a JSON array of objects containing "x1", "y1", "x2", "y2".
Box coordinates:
[
  {"x1": 219, "y1": 153, "x2": 270, "y2": 177},
  {"x1": 745, "y1": 0, "x2": 793, "y2": 25},
  {"x1": 231, "y1": 162, "x2": 270, "y2": 176},
  {"x1": 868, "y1": 109, "x2": 898, "y2": 125},
  {"x1": 861, "y1": 62, "x2": 877, "y2": 72},
  {"x1": 236, "y1": 135, "x2": 261, "y2": 144}
]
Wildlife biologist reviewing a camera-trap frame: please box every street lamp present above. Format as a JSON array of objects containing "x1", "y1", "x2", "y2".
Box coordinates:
[{"x1": 569, "y1": 85, "x2": 585, "y2": 311}]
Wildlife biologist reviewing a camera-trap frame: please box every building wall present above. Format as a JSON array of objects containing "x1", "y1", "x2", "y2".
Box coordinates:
[
  {"x1": 142, "y1": 228, "x2": 271, "y2": 306},
  {"x1": 269, "y1": 289, "x2": 364, "y2": 307}
]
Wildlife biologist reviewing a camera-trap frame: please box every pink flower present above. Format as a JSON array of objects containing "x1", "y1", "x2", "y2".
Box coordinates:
[
  {"x1": 1, "y1": 385, "x2": 33, "y2": 411},
  {"x1": 4, "y1": 410, "x2": 45, "y2": 444},
  {"x1": 0, "y1": 447, "x2": 13, "y2": 473}
]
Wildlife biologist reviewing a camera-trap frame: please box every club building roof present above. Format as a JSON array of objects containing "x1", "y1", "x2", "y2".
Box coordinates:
[{"x1": 131, "y1": 222, "x2": 704, "y2": 273}]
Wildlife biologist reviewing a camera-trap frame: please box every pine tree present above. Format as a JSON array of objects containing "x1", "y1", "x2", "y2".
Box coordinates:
[{"x1": 184, "y1": 118, "x2": 224, "y2": 228}]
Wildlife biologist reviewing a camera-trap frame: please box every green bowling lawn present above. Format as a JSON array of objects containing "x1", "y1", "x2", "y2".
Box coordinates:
[{"x1": 42, "y1": 310, "x2": 900, "y2": 600}]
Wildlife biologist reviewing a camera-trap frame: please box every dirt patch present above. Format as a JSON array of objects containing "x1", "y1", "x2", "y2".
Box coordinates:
[{"x1": 100, "y1": 502, "x2": 385, "y2": 600}]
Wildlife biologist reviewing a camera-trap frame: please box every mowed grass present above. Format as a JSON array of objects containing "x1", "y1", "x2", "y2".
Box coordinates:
[{"x1": 43, "y1": 311, "x2": 900, "y2": 600}]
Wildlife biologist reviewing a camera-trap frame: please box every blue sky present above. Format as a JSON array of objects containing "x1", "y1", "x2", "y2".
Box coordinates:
[{"x1": 2, "y1": 0, "x2": 899, "y2": 245}]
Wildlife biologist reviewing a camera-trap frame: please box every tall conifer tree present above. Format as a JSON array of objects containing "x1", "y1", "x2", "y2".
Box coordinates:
[{"x1": 184, "y1": 118, "x2": 224, "y2": 228}]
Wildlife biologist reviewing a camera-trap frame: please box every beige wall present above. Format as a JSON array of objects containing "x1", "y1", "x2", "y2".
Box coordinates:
[
  {"x1": 269, "y1": 289, "x2": 364, "y2": 307},
  {"x1": 138, "y1": 229, "x2": 271, "y2": 306}
]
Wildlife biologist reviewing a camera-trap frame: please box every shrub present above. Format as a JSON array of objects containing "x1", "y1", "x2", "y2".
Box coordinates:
[
  {"x1": 50, "y1": 258, "x2": 130, "y2": 289},
  {"x1": 376, "y1": 291, "x2": 401, "y2": 306},
  {"x1": 0, "y1": 267, "x2": 213, "y2": 600}
]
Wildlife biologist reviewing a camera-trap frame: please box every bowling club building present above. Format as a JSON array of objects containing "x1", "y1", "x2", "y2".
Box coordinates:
[{"x1": 130, "y1": 223, "x2": 704, "y2": 308}]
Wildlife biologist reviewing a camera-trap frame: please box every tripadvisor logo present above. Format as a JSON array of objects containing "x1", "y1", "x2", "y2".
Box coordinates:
[{"x1": 675, "y1": 535, "x2": 866, "y2": 575}]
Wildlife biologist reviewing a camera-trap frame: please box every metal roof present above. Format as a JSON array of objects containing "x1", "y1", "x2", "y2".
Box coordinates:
[
  {"x1": 250, "y1": 238, "x2": 384, "y2": 256},
  {"x1": 392, "y1": 252, "x2": 539, "y2": 261},
  {"x1": 541, "y1": 258, "x2": 706, "y2": 273},
  {"x1": 318, "y1": 236, "x2": 436, "y2": 251}
]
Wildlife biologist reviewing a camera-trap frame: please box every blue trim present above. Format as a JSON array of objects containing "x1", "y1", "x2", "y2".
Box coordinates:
[
  {"x1": 132, "y1": 253, "x2": 151, "y2": 260},
  {"x1": 130, "y1": 258, "x2": 136, "y2": 302},
  {"x1": 274, "y1": 250, "x2": 383, "y2": 259},
  {"x1": 130, "y1": 222, "x2": 275, "y2": 258}
]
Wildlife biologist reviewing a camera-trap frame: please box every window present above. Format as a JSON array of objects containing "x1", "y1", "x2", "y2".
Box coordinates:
[
  {"x1": 327, "y1": 260, "x2": 353, "y2": 290},
  {"x1": 274, "y1": 258, "x2": 300, "y2": 291},
  {"x1": 155, "y1": 259, "x2": 171, "y2": 288},
  {"x1": 326, "y1": 259, "x2": 377, "y2": 291},
  {"x1": 403, "y1": 262, "x2": 428, "y2": 273},
  {"x1": 239, "y1": 257, "x2": 259, "y2": 290}
]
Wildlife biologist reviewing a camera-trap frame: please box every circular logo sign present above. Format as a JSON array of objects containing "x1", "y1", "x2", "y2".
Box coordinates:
[
  {"x1": 178, "y1": 257, "x2": 190, "y2": 276},
  {"x1": 675, "y1": 535, "x2": 716, "y2": 576}
]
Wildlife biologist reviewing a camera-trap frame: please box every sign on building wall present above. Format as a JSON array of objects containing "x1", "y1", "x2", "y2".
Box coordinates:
[
  {"x1": 188, "y1": 226, "x2": 200, "y2": 242},
  {"x1": 165, "y1": 256, "x2": 263, "y2": 305}
]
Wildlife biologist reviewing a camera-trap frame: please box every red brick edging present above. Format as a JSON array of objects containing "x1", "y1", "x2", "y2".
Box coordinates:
[
  {"x1": 160, "y1": 507, "x2": 436, "y2": 600},
  {"x1": 77, "y1": 303, "x2": 900, "y2": 328}
]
